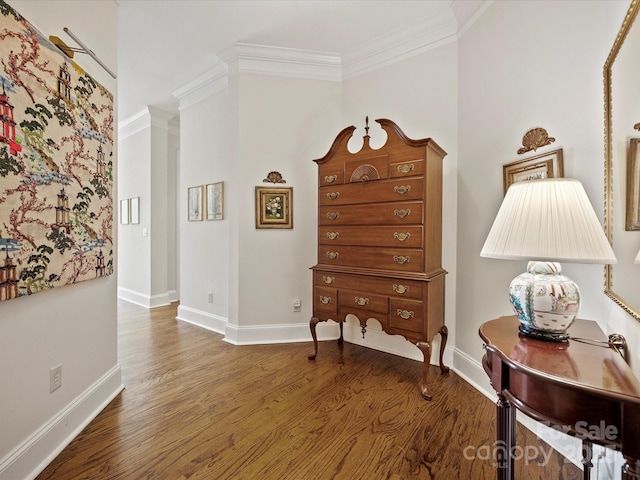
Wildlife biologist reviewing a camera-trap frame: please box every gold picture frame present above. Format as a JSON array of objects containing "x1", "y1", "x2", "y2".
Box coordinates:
[
  {"x1": 206, "y1": 182, "x2": 224, "y2": 221},
  {"x1": 255, "y1": 187, "x2": 292, "y2": 229},
  {"x1": 626, "y1": 138, "x2": 640, "y2": 231},
  {"x1": 188, "y1": 186, "x2": 203, "y2": 222},
  {"x1": 503, "y1": 148, "x2": 564, "y2": 195}
]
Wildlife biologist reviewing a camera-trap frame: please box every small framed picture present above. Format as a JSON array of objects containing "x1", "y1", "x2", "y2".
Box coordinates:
[
  {"x1": 626, "y1": 138, "x2": 640, "y2": 231},
  {"x1": 206, "y1": 182, "x2": 224, "y2": 220},
  {"x1": 120, "y1": 199, "x2": 130, "y2": 225},
  {"x1": 503, "y1": 148, "x2": 564, "y2": 195},
  {"x1": 130, "y1": 197, "x2": 140, "y2": 225},
  {"x1": 255, "y1": 186, "x2": 292, "y2": 229},
  {"x1": 188, "y1": 186, "x2": 203, "y2": 222}
]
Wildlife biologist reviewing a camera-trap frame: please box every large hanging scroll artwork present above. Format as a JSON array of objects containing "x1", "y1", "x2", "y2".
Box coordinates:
[{"x1": 0, "y1": 1, "x2": 114, "y2": 303}]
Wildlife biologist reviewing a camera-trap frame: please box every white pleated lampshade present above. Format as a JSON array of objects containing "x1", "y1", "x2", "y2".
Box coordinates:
[{"x1": 481, "y1": 178, "x2": 617, "y2": 264}]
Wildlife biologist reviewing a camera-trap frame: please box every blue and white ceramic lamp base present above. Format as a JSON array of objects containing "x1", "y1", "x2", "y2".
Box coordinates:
[{"x1": 509, "y1": 261, "x2": 580, "y2": 342}]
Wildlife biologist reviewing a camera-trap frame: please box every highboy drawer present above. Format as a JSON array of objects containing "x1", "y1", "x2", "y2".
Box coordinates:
[
  {"x1": 314, "y1": 271, "x2": 423, "y2": 300},
  {"x1": 319, "y1": 201, "x2": 423, "y2": 226},
  {"x1": 318, "y1": 246, "x2": 424, "y2": 272},
  {"x1": 314, "y1": 285, "x2": 337, "y2": 315},
  {"x1": 318, "y1": 171, "x2": 344, "y2": 186},
  {"x1": 389, "y1": 298, "x2": 424, "y2": 334},
  {"x1": 318, "y1": 225, "x2": 423, "y2": 248},
  {"x1": 319, "y1": 177, "x2": 424, "y2": 206},
  {"x1": 338, "y1": 289, "x2": 388, "y2": 314},
  {"x1": 389, "y1": 159, "x2": 424, "y2": 178}
]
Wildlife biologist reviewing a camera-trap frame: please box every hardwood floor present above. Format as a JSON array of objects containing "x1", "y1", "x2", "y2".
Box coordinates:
[{"x1": 36, "y1": 301, "x2": 581, "y2": 479}]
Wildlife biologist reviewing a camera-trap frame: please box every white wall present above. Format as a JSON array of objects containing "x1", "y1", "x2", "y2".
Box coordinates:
[
  {"x1": 118, "y1": 120, "x2": 152, "y2": 300},
  {"x1": 118, "y1": 108, "x2": 179, "y2": 307},
  {"x1": 0, "y1": 2, "x2": 121, "y2": 479},
  {"x1": 234, "y1": 74, "x2": 342, "y2": 334},
  {"x1": 176, "y1": 59, "x2": 343, "y2": 342},
  {"x1": 177, "y1": 82, "x2": 233, "y2": 331}
]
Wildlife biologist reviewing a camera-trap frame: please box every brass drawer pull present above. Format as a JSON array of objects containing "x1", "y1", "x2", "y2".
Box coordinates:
[
  {"x1": 393, "y1": 255, "x2": 410, "y2": 265},
  {"x1": 322, "y1": 276, "x2": 335, "y2": 284},
  {"x1": 394, "y1": 185, "x2": 411, "y2": 195},
  {"x1": 355, "y1": 297, "x2": 369, "y2": 306},
  {"x1": 394, "y1": 209, "x2": 410, "y2": 219},
  {"x1": 326, "y1": 232, "x2": 340, "y2": 240},
  {"x1": 396, "y1": 309, "x2": 414, "y2": 319},
  {"x1": 393, "y1": 284, "x2": 409, "y2": 294},
  {"x1": 397, "y1": 164, "x2": 415, "y2": 174},
  {"x1": 326, "y1": 212, "x2": 339, "y2": 220},
  {"x1": 319, "y1": 296, "x2": 332, "y2": 304},
  {"x1": 326, "y1": 251, "x2": 339, "y2": 260},
  {"x1": 327, "y1": 192, "x2": 340, "y2": 200},
  {"x1": 394, "y1": 232, "x2": 410, "y2": 242},
  {"x1": 324, "y1": 175, "x2": 337, "y2": 183}
]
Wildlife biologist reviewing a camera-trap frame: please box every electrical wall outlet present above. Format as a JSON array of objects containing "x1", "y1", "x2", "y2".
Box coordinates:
[
  {"x1": 207, "y1": 292, "x2": 214, "y2": 303},
  {"x1": 293, "y1": 299, "x2": 301, "y2": 312},
  {"x1": 50, "y1": 364, "x2": 62, "y2": 393}
]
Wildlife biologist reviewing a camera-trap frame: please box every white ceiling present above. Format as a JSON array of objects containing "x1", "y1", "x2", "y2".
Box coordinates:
[{"x1": 117, "y1": 0, "x2": 489, "y2": 122}]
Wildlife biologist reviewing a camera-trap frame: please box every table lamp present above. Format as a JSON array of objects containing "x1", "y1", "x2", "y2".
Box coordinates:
[{"x1": 480, "y1": 178, "x2": 617, "y2": 341}]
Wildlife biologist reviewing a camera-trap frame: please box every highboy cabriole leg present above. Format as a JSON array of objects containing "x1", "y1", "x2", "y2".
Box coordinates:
[
  {"x1": 416, "y1": 341, "x2": 432, "y2": 401},
  {"x1": 439, "y1": 325, "x2": 450, "y2": 373},
  {"x1": 308, "y1": 317, "x2": 320, "y2": 360}
]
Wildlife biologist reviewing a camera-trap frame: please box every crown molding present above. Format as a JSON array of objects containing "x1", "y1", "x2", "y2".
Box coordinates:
[
  {"x1": 171, "y1": 60, "x2": 229, "y2": 111},
  {"x1": 452, "y1": 0, "x2": 494, "y2": 36},
  {"x1": 118, "y1": 108, "x2": 150, "y2": 140},
  {"x1": 147, "y1": 106, "x2": 175, "y2": 130},
  {"x1": 118, "y1": 107, "x2": 176, "y2": 140},
  {"x1": 342, "y1": 13, "x2": 457, "y2": 80},
  {"x1": 221, "y1": 43, "x2": 341, "y2": 81}
]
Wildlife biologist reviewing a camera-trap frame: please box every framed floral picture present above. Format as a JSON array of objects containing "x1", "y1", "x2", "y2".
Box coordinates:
[
  {"x1": 188, "y1": 186, "x2": 203, "y2": 222},
  {"x1": 502, "y1": 148, "x2": 564, "y2": 195},
  {"x1": 206, "y1": 182, "x2": 224, "y2": 220},
  {"x1": 255, "y1": 187, "x2": 292, "y2": 229}
]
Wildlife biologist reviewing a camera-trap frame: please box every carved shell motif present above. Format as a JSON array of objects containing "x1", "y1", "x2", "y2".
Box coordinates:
[
  {"x1": 263, "y1": 171, "x2": 286, "y2": 184},
  {"x1": 350, "y1": 164, "x2": 380, "y2": 182},
  {"x1": 517, "y1": 127, "x2": 555, "y2": 154}
]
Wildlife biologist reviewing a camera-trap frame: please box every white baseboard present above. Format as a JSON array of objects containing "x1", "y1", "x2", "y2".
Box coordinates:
[
  {"x1": 451, "y1": 346, "x2": 496, "y2": 400},
  {"x1": 176, "y1": 304, "x2": 227, "y2": 334},
  {"x1": 167, "y1": 290, "x2": 179, "y2": 303},
  {"x1": 117, "y1": 287, "x2": 173, "y2": 308},
  {"x1": 0, "y1": 365, "x2": 123, "y2": 480},
  {"x1": 223, "y1": 322, "x2": 313, "y2": 345}
]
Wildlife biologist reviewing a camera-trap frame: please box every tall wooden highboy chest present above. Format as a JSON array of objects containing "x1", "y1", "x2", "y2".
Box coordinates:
[{"x1": 308, "y1": 118, "x2": 449, "y2": 400}]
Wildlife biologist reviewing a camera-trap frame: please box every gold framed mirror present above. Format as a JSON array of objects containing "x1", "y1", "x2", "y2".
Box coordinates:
[{"x1": 604, "y1": 0, "x2": 640, "y2": 322}]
